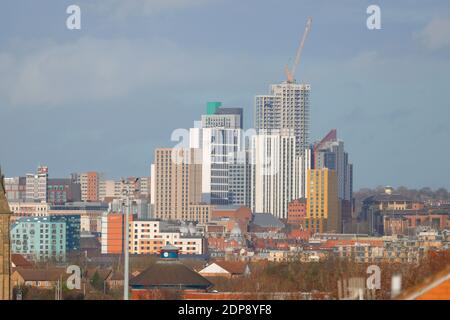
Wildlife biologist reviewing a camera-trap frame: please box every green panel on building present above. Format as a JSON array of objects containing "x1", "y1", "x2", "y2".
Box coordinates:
[{"x1": 206, "y1": 101, "x2": 222, "y2": 115}]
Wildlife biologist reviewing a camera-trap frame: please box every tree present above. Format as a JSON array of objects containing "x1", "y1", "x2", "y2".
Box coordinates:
[{"x1": 91, "y1": 271, "x2": 104, "y2": 291}]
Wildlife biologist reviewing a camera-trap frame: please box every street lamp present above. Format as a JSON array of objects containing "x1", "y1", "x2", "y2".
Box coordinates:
[{"x1": 121, "y1": 177, "x2": 140, "y2": 300}]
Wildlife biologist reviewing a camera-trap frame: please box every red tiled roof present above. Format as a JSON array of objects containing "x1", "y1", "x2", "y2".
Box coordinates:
[
  {"x1": 11, "y1": 254, "x2": 33, "y2": 268},
  {"x1": 320, "y1": 239, "x2": 383, "y2": 249},
  {"x1": 13, "y1": 268, "x2": 66, "y2": 281},
  {"x1": 130, "y1": 261, "x2": 212, "y2": 289}
]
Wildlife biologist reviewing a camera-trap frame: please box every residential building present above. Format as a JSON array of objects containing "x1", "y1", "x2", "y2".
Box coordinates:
[
  {"x1": 109, "y1": 198, "x2": 151, "y2": 220},
  {"x1": 252, "y1": 132, "x2": 302, "y2": 219},
  {"x1": 11, "y1": 268, "x2": 67, "y2": 289},
  {"x1": 152, "y1": 148, "x2": 202, "y2": 221},
  {"x1": 129, "y1": 220, "x2": 204, "y2": 255},
  {"x1": 10, "y1": 217, "x2": 66, "y2": 262},
  {"x1": 255, "y1": 95, "x2": 275, "y2": 134},
  {"x1": 99, "y1": 179, "x2": 118, "y2": 201},
  {"x1": 363, "y1": 187, "x2": 425, "y2": 235},
  {"x1": 306, "y1": 168, "x2": 341, "y2": 234},
  {"x1": 313, "y1": 129, "x2": 353, "y2": 223},
  {"x1": 139, "y1": 176, "x2": 151, "y2": 200},
  {"x1": 382, "y1": 211, "x2": 450, "y2": 236},
  {"x1": 187, "y1": 203, "x2": 214, "y2": 224},
  {"x1": 49, "y1": 215, "x2": 81, "y2": 252},
  {"x1": 11, "y1": 254, "x2": 33, "y2": 269},
  {"x1": 4, "y1": 177, "x2": 26, "y2": 203},
  {"x1": 190, "y1": 102, "x2": 244, "y2": 205},
  {"x1": 9, "y1": 202, "x2": 50, "y2": 218},
  {"x1": 101, "y1": 214, "x2": 205, "y2": 255},
  {"x1": 228, "y1": 151, "x2": 252, "y2": 207},
  {"x1": 49, "y1": 202, "x2": 107, "y2": 234},
  {"x1": 201, "y1": 105, "x2": 242, "y2": 130},
  {"x1": 79, "y1": 172, "x2": 100, "y2": 202},
  {"x1": 47, "y1": 178, "x2": 81, "y2": 205},
  {"x1": 101, "y1": 213, "x2": 124, "y2": 254},
  {"x1": 25, "y1": 166, "x2": 48, "y2": 202},
  {"x1": 211, "y1": 206, "x2": 252, "y2": 231},
  {"x1": 255, "y1": 82, "x2": 310, "y2": 197},
  {"x1": 287, "y1": 198, "x2": 307, "y2": 226}
]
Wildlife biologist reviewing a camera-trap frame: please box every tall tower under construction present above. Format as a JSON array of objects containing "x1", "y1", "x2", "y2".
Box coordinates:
[{"x1": 254, "y1": 17, "x2": 312, "y2": 198}]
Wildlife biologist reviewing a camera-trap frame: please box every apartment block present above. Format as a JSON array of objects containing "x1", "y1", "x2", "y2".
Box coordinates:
[
  {"x1": 152, "y1": 148, "x2": 202, "y2": 221},
  {"x1": 306, "y1": 168, "x2": 341, "y2": 234},
  {"x1": 25, "y1": 166, "x2": 48, "y2": 202},
  {"x1": 4, "y1": 177, "x2": 26, "y2": 203},
  {"x1": 79, "y1": 172, "x2": 100, "y2": 202},
  {"x1": 101, "y1": 215, "x2": 205, "y2": 255},
  {"x1": 10, "y1": 217, "x2": 66, "y2": 262}
]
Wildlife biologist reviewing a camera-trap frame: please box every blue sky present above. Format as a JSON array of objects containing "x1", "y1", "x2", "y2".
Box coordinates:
[{"x1": 0, "y1": 0, "x2": 449, "y2": 189}]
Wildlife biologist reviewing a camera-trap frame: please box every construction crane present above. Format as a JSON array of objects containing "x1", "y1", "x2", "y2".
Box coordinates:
[{"x1": 285, "y1": 17, "x2": 312, "y2": 83}]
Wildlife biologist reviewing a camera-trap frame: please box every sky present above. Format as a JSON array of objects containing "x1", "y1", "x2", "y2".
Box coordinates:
[{"x1": 0, "y1": 0, "x2": 449, "y2": 190}]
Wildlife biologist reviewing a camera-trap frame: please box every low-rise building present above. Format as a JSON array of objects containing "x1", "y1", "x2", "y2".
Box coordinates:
[
  {"x1": 101, "y1": 214, "x2": 205, "y2": 255},
  {"x1": 130, "y1": 220, "x2": 204, "y2": 255},
  {"x1": 198, "y1": 261, "x2": 251, "y2": 278},
  {"x1": 11, "y1": 217, "x2": 66, "y2": 262},
  {"x1": 287, "y1": 198, "x2": 307, "y2": 226},
  {"x1": 10, "y1": 215, "x2": 81, "y2": 262},
  {"x1": 9, "y1": 202, "x2": 50, "y2": 218},
  {"x1": 49, "y1": 202, "x2": 107, "y2": 234},
  {"x1": 130, "y1": 246, "x2": 213, "y2": 300},
  {"x1": 11, "y1": 268, "x2": 67, "y2": 289}
]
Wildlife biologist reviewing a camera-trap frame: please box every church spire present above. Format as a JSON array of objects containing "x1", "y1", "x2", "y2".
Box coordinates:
[
  {"x1": 0, "y1": 165, "x2": 11, "y2": 300},
  {"x1": 0, "y1": 167, "x2": 11, "y2": 214}
]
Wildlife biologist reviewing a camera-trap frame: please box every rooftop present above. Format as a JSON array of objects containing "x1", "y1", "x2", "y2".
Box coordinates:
[
  {"x1": 252, "y1": 213, "x2": 285, "y2": 228},
  {"x1": 130, "y1": 261, "x2": 213, "y2": 290}
]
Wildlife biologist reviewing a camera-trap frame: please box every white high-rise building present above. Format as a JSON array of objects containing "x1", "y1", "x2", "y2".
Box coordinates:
[
  {"x1": 252, "y1": 131, "x2": 304, "y2": 219},
  {"x1": 255, "y1": 82, "x2": 311, "y2": 197},
  {"x1": 189, "y1": 104, "x2": 244, "y2": 205},
  {"x1": 190, "y1": 126, "x2": 243, "y2": 205},
  {"x1": 25, "y1": 166, "x2": 48, "y2": 202}
]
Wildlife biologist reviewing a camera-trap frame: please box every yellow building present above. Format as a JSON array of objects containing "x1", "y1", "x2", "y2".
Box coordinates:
[
  {"x1": 306, "y1": 168, "x2": 341, "y2": 234},
  {"x1": 0, "y1": 169, "x2": 11, "y2": 300}
]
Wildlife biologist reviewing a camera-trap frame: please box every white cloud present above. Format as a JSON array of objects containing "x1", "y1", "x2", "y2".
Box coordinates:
[
  {"x1": 0, "y1": 36, "x2": 267, "y2": 108},
  {"x1": 88, "y1": 0, "x2": 218, "y2": 20},
  {"x1": 416, "y1": 18, "x2": 450, "y2": 50}
]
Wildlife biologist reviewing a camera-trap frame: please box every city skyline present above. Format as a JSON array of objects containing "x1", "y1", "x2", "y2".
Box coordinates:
[{"x1": 1, "y1": 0, "x2": 450, "y2": 190}]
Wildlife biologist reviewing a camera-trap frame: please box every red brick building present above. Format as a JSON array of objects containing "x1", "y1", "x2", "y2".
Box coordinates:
[
  {"x1": 287, "y1": 199, "x2": 307, "y2": 225},
  {"x1": 287, "y1": 199, "x2": 312, "y2": 238}
]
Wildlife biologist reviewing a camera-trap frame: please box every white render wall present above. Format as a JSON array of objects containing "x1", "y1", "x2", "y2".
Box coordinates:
[{"x1": 252, "y1": 133, "x2": 301, "y2": 219}]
